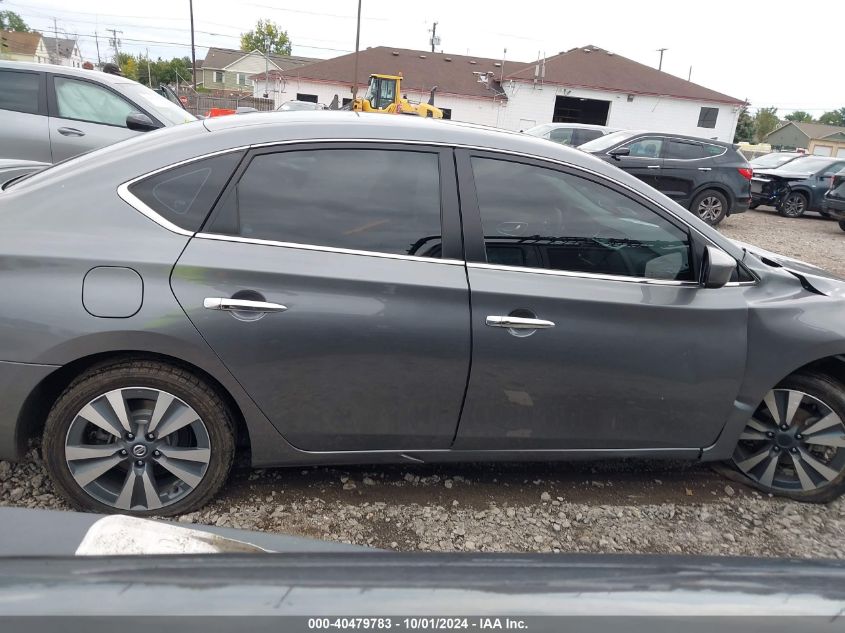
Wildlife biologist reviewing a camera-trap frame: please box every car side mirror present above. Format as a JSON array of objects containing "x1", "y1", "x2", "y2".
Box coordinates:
[
  {"x1": 126, "y1": 112, "x2": 161, "y2": 132},
  {"x1": 702, "y1": 245, "x2": 736, "y2": 289},
  {"x1": 609, "y1": 147, "x2": 630, "y2": 160}
]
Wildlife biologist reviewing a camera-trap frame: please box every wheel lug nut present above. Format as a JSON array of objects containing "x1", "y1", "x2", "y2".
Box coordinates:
[
  {"x1": 766, "y1": 431, "x2": 775, "y2": 438},
  {"x1": 146, "y1": 433, "x2": 155, "y2": 441},
  {"x1": 153, "y1": 450, "x2": 161, "y2": 457},
  {"x1": 773, "y1": 446, "x2": 781, "y2": 452},
  {"x1": 790, "y1": 447, "x2": 799, "y2": 454},
  {"x1": 126, "y1": 432, "x2": 135, "y2": 441},
  {"x1": 780, "y1": 424, "x2": 789, "y2": 431},
  {"x1": 120, "y1": 449, "x2": 128, "y2": 456},
  {"x1": 135, "y1": 460, "x2": 144, "y2": 467},
  {"x1": 795, "y1": 434, "x2": 803, "y2": 440}
]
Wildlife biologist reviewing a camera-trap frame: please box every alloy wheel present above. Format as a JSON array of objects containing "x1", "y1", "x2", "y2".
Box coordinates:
[
  {"x1": 64, "y1": 387, "x2": 211, "y2": 511},
  {"x1": 733, "y1": 389, "x2": 845, "y2": 493},
  {"x1": 782, "y1": 193, "x2": 806, "y2": 216},
  {"x1": 697, "y1": 196, "x2": 723, "y2": 223}
]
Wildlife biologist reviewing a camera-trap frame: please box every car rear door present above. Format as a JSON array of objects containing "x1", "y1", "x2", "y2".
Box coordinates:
[
  {"x1": 0, "y1": 68, "x2": 51, "y2": 163},
  {"x1": 47, "y1": 73, "x2": 141, "y2": 162},
  {"x1": 453, "y1": 149, "x2": 749, "y2": 451},
  {"x1": 661, "y1": 138, "x2": 711, "y2": 206},
  {"x1": 170, "y1": 142, "x2": 470, "y2": 452}
]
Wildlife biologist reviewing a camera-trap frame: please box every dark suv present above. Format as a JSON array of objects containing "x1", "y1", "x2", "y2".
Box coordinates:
[
  {"x1": 580, "y1": 130, "x2": 752, "y2": 225},
  {"x1": 822, "y1": 167, "x2": 845, "y2": 230},
  {"x1": 751, "y1": 156, "x2": 845, "y2": 218}
]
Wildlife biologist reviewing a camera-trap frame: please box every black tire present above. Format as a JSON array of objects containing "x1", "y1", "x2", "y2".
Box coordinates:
[
  {"x1": 42, "y1": 359, "x2": 236, "y2": 516},
  {"x1": 725, "y1": 371, "x2": 845, "y2": 503},
  {"x1": 778, "y1": 191, "x2": 809, "y2": 218},
  {"x1": 690, "y1": 189, "x2": 728, "y2": 226},
  {"x1": 749, "y1": 201, "x2": 760, "y2": 210},
  {"x1": 839, "y1": 221, "x2": 845, "y2": 232}
]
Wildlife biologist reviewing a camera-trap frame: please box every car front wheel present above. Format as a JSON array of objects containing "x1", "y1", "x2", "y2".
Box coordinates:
[
  {"x1": 731, "y1": 372, "x2": 845, "y2": 503},
  {"x1": 691, "y1": 190, "x2": 728, "y2": 225},
  {"x1": 43, "y1": 359, "x2": 236, "y2": 516}
]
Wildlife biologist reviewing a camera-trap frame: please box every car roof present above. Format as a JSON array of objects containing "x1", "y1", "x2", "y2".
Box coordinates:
[
  {"x1": 531, "y1": 123, "x2": 616, "y2": 131},
  {"x1": 0, "y1": 60, "x2": 137, "y2": 86},
  {"x1": 612, "y1": 129, "x2": 733, "y2": 148}
]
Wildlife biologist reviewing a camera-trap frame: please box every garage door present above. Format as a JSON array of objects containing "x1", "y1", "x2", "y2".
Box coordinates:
[{"x1": 813, "y1": 145, "x2": 832, "y2": 156}]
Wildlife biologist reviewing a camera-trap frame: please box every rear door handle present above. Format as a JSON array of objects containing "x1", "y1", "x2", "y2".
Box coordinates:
[
  {"x1": 57, "y1": 127, "x2": 85, "y2": 137},
  {"x1": 203, "y1": 298, "x2": 288, "y2": 313},
  {"x1": 698, "y1": 167, "x2": 712, "y2": 171},
  {"x1": 646, "y1": 165, "x2": 660, "y2": 169},
  {"x1": 486, "y1": 316, "x2": 555, "y2": 329}
]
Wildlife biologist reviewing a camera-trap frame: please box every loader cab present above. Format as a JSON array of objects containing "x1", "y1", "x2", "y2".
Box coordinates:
[{"x1": 364, "y1": 74, "x2": 400, "y2": 110}]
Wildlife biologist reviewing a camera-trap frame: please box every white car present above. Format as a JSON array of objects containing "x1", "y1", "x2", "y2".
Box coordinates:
[{"x1": 524, "y1": 122, "x2": 619, "y2": 147}]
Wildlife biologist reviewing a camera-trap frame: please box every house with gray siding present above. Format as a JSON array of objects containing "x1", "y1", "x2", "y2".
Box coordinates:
[
  {"x1": 200, "y1": 47, "x2": 315, "y2": 92},
  {"x1": 765, "y1": 121, "x2": 845, "y2": 157}
]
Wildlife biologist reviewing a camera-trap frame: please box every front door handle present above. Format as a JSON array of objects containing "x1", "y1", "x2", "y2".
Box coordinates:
[
  {"x1": 57, "y1": 127, "x2": 85, "y2": 137},
  {"x1": 646, "y1": 165, "x2": 660, "y2": 169},
  {"x1": 203, "y1": 298, "x2": 288, "y2": 313},
  {"x1": 486, "y1": 316, "x2": 555, "y2": 329},
  {"x1": 698, "y1": 167, "x2": 712, "y2": 171}
]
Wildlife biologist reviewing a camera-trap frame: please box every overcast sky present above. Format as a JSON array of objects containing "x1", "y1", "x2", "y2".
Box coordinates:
[{"x1": 5, "y1": 0, "x2": 841, "y2": 116}]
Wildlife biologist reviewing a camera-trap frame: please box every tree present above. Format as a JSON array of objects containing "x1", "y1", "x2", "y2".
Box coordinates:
[
  {"x1": 818, "y1": 108, "x2": 845, "y2": 127},
  {"x1": 753, "y1": 106, "x2": 780, "y2": 142},
  {"x1": 240, "y1": 19, "x2": 291, "y2": 56},
  {"x1": 117, "y1": 52, "x2": 138, "y2": 81},
  {"x1": 784, "y1": 111, "x2": 814, "y2": 123},
  {"x1": 0, "y1": 10, "x2": 29, "y2": 31},
  {"x1": 733, "y1": 104, "x2": 754, "y2": 143}
]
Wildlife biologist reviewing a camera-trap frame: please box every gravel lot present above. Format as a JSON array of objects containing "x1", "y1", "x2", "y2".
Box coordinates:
[{"x1": 3, "y1": 207, "x2": 845, "y2": 557}]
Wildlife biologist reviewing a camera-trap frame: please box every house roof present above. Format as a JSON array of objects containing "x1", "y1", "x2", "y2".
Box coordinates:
[
  {"x1": 0, "y1": 30, "x2": 42, "y2": 56},
  {"x1": 785, "y1": 121, "x2": 845, "y2": 140},
  {"x1": 41, "y1": 36, "x2": 78, "y2": 59},
  {"x1": 505, "y1": 45, "x2": 743, "y2": 105},
  {"x1": 252, "y1": 46, "x2": 524, "y2": 99},
  {"x1": 202, "y1": 47, "x2": 316, "y2": 72}
]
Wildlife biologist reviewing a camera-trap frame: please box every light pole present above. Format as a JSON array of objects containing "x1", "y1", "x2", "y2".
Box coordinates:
[
  {"x1": 189, "y1": 0, "x2": 197, "y2": 90},
  {"x1": 351, "y1": 0, "x2": 362, "y2": 100}
]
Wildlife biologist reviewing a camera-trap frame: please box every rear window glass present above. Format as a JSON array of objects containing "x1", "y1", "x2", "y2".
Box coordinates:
[
  {"x1": 127, "y1": 151, "x2": 243, "y2": 232},
  {"x1": 0, "y1": 70, "x2": 40, "y2": 115}
]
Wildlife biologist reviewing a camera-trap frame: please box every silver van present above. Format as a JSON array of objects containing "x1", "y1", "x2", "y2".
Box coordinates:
[{"x1": 0, "y1": 60, "x2": 195, "y2": 163}]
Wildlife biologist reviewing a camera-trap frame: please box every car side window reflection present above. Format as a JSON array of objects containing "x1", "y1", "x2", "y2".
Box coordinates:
[
  {"x1": 470, "y1": 157, "x2": 693, "y2": 281},
  {"x1": 623, "y1": 138, "x2": 663, "y2": 158},
  {"x1": 210, "y1": 149, "x2": 443, "y2": 258}
]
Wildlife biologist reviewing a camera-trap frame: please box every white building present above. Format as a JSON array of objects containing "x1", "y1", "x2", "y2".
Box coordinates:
[
  {"x1": 252, "y1": 45, "x2": 744, "y2": 141},
  {"x1": 41, "y1": 36, "x2": 83, "y2": 68}
]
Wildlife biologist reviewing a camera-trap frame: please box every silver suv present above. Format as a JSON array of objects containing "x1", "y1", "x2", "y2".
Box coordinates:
[{"x1": 0, "y1": 61, "x2": 195, "y2": 163}]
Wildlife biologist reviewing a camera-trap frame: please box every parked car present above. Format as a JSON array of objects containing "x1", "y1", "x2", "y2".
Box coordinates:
[
  {"x1": 0, "y1": 60, "x2": 196, "y2": 163},
  {"x1": 579, "y1": 130, "x2": 752, "y2": 225},
  {"x1": 523, "y1": 122, "x2": 618, "y2": 147},
  {"x1": 751, "y1": 156, "x2": 845, "y2": 217},
  {"x1": 276, "y1": 100, "x2": 327, "y2": 112},
  {"x1": 822, "y1": 167, "x2": 845, "y2": 231},
  {"x1": 4, "y1": 112, "x2": 845, "y2": 515},
  {"x1": 749, "y1": 151, "x2": 805, "y2": 172}
]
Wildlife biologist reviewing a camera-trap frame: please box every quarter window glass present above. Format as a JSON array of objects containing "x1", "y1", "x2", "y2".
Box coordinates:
[
  {"x1": 212, "y1": 149, "x2": 442, "y2": 258},
  {"x1": 704, "y1": 144, "x2": 725, "y2": 156},
  {"x1": 624, "y1": 138, "x2": 663, "y2": 158},
  {"x1": 471, "y1": 157, "x2": 692, "y2": 281},
  {"x1": 0, "y1": 70, "x2": 40, "y2": 115},
  {"x1": 128, "y1": 151, "x2": 244, "y2": 232},
  {"x1": 666, "y1": 141, "x2": 706, "y2": 160},
  {"x1": 54, "y1": 77, "x2": 137, "y2": 126}
]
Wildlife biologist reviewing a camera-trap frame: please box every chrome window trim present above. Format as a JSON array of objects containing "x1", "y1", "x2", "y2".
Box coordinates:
[
  {"x1": 116, "y1": 137, "x2": 754, "y2": 284},
  {"x1": 117, "y1": 146, "x2": 249, "y2": 236},
  {"x1": 194, "y1": 232, "x2": 464, "y2": 266}
]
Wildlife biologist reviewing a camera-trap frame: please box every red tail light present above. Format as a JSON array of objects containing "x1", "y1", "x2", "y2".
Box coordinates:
[{"x1": 738, "y1": 167, "x2": 753, "y2": 180}]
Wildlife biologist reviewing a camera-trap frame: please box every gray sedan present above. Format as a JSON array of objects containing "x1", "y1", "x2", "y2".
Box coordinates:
[{"x1": 2, "y1": 112, "x2": 845, "y2": 515}]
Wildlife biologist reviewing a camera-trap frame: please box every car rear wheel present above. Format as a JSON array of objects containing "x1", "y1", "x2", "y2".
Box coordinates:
[
  {"x1": 691, "y1": 190, "x2": 728, "y2": 225},
  {"x1": 730, "y1": 372, "x2": 845, "y2": 503},
  {"x1": 43, "y1": 359, "x2": 236, "y2": 516},
  {"x1": 779, "y1": 192, "x2": 808, "y2": 218}
]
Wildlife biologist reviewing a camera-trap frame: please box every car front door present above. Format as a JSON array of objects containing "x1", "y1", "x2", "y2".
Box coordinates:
[
  {"x1": 661, "y1": 138, "x2": 710, "y2": 206},
  {"x1": 454, "y1": 150, "x2": 749, "y2": 450},
  {"x1": 171, "y1": 143, "x2": 470, "y2": 452},
  {"x1": 606, "y1": 135, "x2": 665, "y2": 191},
  {"x1": 47, "y1": 74, "x2": 142, "y2": 162},
  {"x1": 0, "y1": 68, "x2": 52, "y2": 163}
]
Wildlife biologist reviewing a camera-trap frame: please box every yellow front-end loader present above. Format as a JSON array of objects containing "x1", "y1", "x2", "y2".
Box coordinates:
[{"x1": 351, "y1": 74, "x2": 443, "y2": 118}]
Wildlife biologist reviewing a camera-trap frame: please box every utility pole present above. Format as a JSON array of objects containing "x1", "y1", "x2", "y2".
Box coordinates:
[
  {"x1": 107, "y1": 28, "x2": 122, "y2": 64},
  {"x1": 351, "y1": 0, "x2": 362, "y2": 100},
  {"x1": 52, "y1": 17, "x2": 60, "y2": 64},
  {"x1": 94, "y1": 30, "x2": 101, "y2": 67},
  {"x1": 262, "y1": 35, "x2": 269, "y2": 98},
  {"x1": 656, "y1": 47, "x2": 667, "y2": 71},
  {"x1": 429, "y1": 21, "x2": 439, "y2": 53},
  {"x1": 189, "y1": 0, "x2": 197, "y2": 90},
  {"x1": 146, "y1": 47, "x2": 152, "y2": 86}
]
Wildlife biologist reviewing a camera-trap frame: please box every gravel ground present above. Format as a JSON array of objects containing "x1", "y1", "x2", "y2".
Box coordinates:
[{"x1": 3, "y1": 206, "x2": 845, "y2": 557}]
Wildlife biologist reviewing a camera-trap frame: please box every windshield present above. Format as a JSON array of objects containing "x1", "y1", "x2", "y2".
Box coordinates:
[
  {"x1": 578, "y1": 130, "x2": 637, "y2": 152},
  {"x1": 750, "y1": 153, "x2": 800, "y2": 169},
  {"x1": 277, "y1": 101, "x2": 319, "y2": 111},
  {"x1": 777, "y1": 156, "x2": 835, "y2": 173},
  {"x1": 523, "y1": 124, "x2": 554, "y2": 137},
  {"x1": 118, "y1": 83, "x2": 196, "y2": 126}
]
